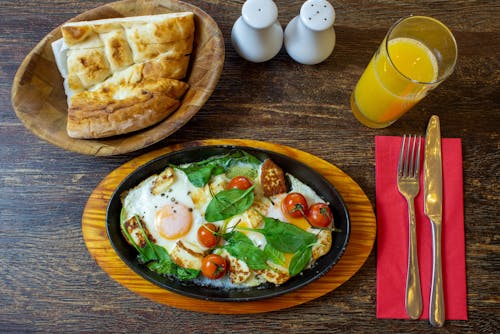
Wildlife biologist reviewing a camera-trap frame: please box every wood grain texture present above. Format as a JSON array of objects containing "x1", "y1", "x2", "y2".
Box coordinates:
[
  {"x1": 11, "y1": 0, "x2": 224, "y2": 156},
  {"x1": 1, "y1": 0, "x2": 499, "y2": 332},
  {"x1": 81, "y1": 139, "x2": 376, "y2": 313}
]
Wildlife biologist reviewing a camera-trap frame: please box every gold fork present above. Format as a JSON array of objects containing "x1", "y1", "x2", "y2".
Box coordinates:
[{"x1": 397, "y1": 134, "x2": 423, "y2": 320}]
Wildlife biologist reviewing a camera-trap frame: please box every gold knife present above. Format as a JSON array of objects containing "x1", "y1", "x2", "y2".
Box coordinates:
[{"x1": 424, "y1": 115, "x2": 445, "y2": 327}]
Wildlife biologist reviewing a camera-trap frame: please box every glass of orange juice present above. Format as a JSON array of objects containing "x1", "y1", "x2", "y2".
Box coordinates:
[{"x1": 350, "y1": 16, "x2": 457, "y2": 128}]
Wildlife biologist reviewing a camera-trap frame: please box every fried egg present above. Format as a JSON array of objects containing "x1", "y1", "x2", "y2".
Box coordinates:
[{"x1": 121, "y1": 168, "x2": 209, "y2": 269}]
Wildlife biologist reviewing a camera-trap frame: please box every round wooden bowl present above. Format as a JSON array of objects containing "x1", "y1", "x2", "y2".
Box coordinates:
[{"x1": 11, "y1": 0, "x2": 225, "y2": 156}]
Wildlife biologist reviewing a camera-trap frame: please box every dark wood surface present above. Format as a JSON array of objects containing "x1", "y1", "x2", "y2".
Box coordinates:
[{"x1": 1, "y1": 0, "x2": 498, "y2": 332}]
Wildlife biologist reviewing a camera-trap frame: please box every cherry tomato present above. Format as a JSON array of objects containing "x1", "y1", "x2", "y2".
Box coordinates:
[
  {"x1": 306, "y1": 203, "x2": 333, "y2": 228},
  {"x1": 197, "y1": 223, "x2": 219, "y2": 248},
  {"x1": 201, "y1": 254, "x2": 227, "y2": 279},
  {"x1": 282, "y1": 192, "x2": 308, "y2": 218},
  {"x1": 226, "y1": 176, "x2": 253, "y2": 190}
]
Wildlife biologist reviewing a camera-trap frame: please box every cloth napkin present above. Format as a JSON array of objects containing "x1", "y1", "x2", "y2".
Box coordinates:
[{"x1": 375, "y1": 136, "x2": 467, "y2": 320}]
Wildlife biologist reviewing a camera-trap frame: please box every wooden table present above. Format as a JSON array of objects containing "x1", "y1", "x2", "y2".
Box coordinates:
[{"x1": 1, "y1": 0, "x2": 498, "y2": 332}]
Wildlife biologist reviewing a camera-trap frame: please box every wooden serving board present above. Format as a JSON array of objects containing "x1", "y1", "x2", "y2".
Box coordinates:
[{"x1": 82, "y1": 139, "x2": 376, "y2": 313}]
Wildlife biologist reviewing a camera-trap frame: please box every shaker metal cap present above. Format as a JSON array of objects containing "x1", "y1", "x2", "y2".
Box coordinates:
[
  {"x1": 300, "y1": 0, "x2": 335, "y2": 31},
  {"x1": 242, "y1": 0, "x2": 278, "y2": 29}
]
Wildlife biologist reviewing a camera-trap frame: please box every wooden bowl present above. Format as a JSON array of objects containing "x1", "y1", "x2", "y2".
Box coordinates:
[{"x1": 11, "y1": 0, "x2": 225, "y2": 156}]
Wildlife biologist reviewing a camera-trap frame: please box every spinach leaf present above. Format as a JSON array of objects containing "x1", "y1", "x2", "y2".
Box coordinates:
[
  {"x1": 234, "y1": 151, "x2": 262, "y2": 165},
  {"x1": 289, "y1": 245, "x2": 313, "y2": 277},
  {"x1": 205, "y1": 185, "x2": 255, "y2": 222},
  {"x1": 180, "y1": 164, "x2": 215, "y2": 188},
  {"x1": 264, "y1": 244, "x2": 285, "y2": 266},
  {"x1": 147, "y1": 257, "x2": 177, "y2": 274},
  {"x1": 176, "y1": 267, "x2": 202, "y2": 280},
  {"x1": 226, "y1": 164, "x2": 258, "y2": 180},
  {"x1": 175, "y1": 150, "x2": 261, "y2": 187},
  {"x1": 148, "y1": 259, "x2": 200, "y2": 280},
  {"x1": 239, "y1": 216, "x2": 317, "y2": 253},
  {"x1": 223, "y1": 231, "x2": 268, "y2": 270}
]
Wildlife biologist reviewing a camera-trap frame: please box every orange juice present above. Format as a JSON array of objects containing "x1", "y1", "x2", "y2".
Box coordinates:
[{"x1": 351, "y1": 37, "x2": 438, "y2": 128}]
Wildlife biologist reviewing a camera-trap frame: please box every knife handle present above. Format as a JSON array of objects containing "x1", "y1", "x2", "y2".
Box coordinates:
[
  {"x1": 429, "y1": 220, "x2": 445, "y2": 327},
  {"x1": 405, "y1": 199, "x2": 422, "y2": 319}
]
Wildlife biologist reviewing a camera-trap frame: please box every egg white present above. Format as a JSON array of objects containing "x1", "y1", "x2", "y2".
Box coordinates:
[{"x1": 122, "y1": 169, "x2": 206, "y2": 253}]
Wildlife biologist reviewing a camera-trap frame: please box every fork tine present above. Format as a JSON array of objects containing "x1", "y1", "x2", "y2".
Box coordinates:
[
  {"x1": 398, "y1": 135, "x2": 406, "y2": 176},
  {"x1": 409, "y1": 135, "x2": 416, "y2": 176},
  {"x1": 415, "y1": 136, "x2": 422, "y2": 177},
  {"x1": 404, "y1": 135, "x2": 411, "y2": 176}
]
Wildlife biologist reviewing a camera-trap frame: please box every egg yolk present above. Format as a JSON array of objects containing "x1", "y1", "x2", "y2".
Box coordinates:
[{"x1": 154, "y1": 203, "x2": 192, "y2": 239}]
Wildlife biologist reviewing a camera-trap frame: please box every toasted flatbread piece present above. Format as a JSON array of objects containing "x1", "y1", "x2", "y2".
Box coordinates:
[
  {"x1": 59, "y1": 12, "x2": 194, "y2": 138},
  {"x1": 67, "y1": 78, "x2": 188, "y2": 138}
]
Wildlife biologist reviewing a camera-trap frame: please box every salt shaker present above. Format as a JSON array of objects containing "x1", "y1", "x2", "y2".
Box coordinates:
[
  {"x1": 231, "y1": 0, "x2": 283, "y2": 63},
  {"x1": 284, "y1": 0, "x2": 336, "y2": 65}
]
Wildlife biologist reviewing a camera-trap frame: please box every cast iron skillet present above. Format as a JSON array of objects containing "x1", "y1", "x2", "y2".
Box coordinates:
[{"x1": 106, "y1": 146, "x2": 350, "y2": 301}]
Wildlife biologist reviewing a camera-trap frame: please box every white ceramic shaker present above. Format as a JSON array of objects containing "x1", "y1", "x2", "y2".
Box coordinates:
[
  {"x1": 231, "y1": 0, "x2": 283, "y2": 63},
  {"x1": 284, "y1": 0, "x2": 336, "y2": 65}
]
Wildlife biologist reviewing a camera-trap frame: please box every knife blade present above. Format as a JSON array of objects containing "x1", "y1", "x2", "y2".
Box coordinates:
[{"x1": 424, "y1": 115, "x2": 445, "y2": 327}]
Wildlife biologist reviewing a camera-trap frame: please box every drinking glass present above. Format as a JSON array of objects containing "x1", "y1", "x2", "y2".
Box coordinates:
[{"x1": 350, "y1": 16, "x2": 457, "y2": 128}]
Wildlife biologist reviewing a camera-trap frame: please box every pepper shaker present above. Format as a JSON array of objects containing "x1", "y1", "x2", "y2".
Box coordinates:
[
  {"x1": 284, "y1": 0, "x2": 336, "y2": 65},
  {"x1": 231, "y1": 0, "x2": 283, "y2": 63}
]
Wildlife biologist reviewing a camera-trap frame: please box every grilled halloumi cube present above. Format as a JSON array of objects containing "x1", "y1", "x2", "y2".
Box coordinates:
[
  {"x1": 260, "y1": 159, "x2": 287, "y2": 197},
  {"x1": 170, "y1": 240, "x2": 205, "y2": 270},
  {"x1": 222, "y1": 250, "x2": 252, "y2": 284},
  {"x1": 312, "y1": 229, "x2": 332, "y2": 261},
  {"x1": 121, "y1": 216, "x2": 156, "y2": 248},
  {"x1": 256, "y1": 266, "x2": 290, "y2": 285},
  {"x1": 151, "y1": 167, "x2": 175, "y2": 195}
]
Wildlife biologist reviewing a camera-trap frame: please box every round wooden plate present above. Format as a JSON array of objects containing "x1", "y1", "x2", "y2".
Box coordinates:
[
  {"x1": 82, "y1": 139, "x2": 377, "y2": 313},
  {"x1": 11, "y1": 0, "x2": 224, "y2": 156}
]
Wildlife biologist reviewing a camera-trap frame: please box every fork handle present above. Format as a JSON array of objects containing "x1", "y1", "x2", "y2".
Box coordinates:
[
  {"x1": 405, "y1": 198, "x2": 422, "y2": 319},
  {"x1": 429, "y1": 219, "x2": 445, "y2": 327}
]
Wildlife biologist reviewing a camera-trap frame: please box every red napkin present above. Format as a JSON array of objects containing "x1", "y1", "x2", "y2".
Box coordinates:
[{"x1": 375, "y1": 136, "x2": 467, "y2": 320}]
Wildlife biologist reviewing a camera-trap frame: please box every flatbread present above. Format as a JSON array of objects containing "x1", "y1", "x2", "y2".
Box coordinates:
[{"x1": 54, "y1": 12, "x2": 194, "y2": 139}]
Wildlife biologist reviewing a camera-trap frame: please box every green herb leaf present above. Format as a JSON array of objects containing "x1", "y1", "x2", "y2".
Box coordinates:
[
  {"x1": 264, "y1": 244, "x2": 285, "y2": 265},
  {"x1": 223, "y1": 231, "x2": 268, "y2": 270},
  {"x1": 181, "y1": 164, "x2": 215, "y2": 187},
  {"x1": 232, "y1": 151, "x2": 262, "y2": 166},
  {"x1": 239, "y1": 216, "x2": 317, "y2": 253},
  {"x1": 147, "y1": 257, "x2": 177, "y2": 274},
  {"x1": 205, "y1": 185, "x2": 255, "y2": 222},
  {"x1": 226, "y1": 164, "x2": 258, "y2": 180},
  {"x1": 175, "y1": 267, "x2": 201, "y2": 280},
  {"x1": 146, "y1": 255, "x2": 200, "y2": 280},
  {"x1": 176, "y1": 151, "x2": 261, "y2": 187},
  {"x1": 289, "y1": 245, "x2": 313, "y2": 277}
]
